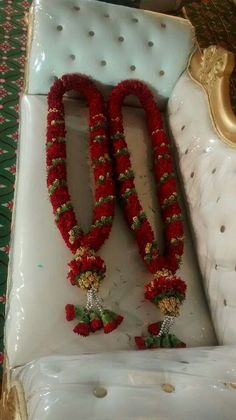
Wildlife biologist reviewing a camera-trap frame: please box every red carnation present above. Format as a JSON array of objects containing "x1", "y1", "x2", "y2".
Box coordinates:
[
  {"x1": 119, "y1": 179, "x2": 134, "y2": 195},
  {"x1": 115, "y1": 140, "x2": 127, "y2": 151},
  {"x1": 73, "y1": 322, "x2": 90, "y2": 337},
  {"x1": 103, "y1": 319, "x2": 117, "y2": 334},
  {"x1": 159, "y1": 178, "x2": 176, "y2": 201},
  {"x1": 65, "y1": 304, "x2": 76, "y2": 321},
  {"x1": 90, "y1": 143, "x2": 106, "y2": 159},
  {"x1": 116, "y1": 155, "x2": 132, "y2": 174},
  {"x1": 103, "y1": 315, "x2": 123, "y2": 334},
  {"x1": 90, "y1": 318, "x2": 102, "y2": 332},
  {"x1": 148, "y1": 322, "x2": 161, "y2": 335},
  {"x1": 152, "y1": 130, "x2": 166, "y2": 144},
  {"x1": 135, "y1": 336, "x2": 147, "y2": 350},
  {"x1": 145, "y1": 275, "x2": 187, "y2": 302},
  {"x1": 165, "y1": 220, "x2": 183, "y2": 240}
]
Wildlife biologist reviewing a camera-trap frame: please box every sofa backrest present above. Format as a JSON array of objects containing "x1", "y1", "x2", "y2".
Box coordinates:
[
  {"x1": 26, "y1": 0, "x2": 195, "y2": 107},
  {"x1": 94, "y1": 0, "x2": 184, "y2": 12}
]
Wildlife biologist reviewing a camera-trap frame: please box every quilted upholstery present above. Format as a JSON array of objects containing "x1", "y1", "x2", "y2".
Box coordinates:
[
  {"x1": 26, "y1": 0, "x2": 195, "y2": 107},
  {"x1": 11, "y1": 348, "x2": 236, "y2": 420},
  {"x1": 168, "y1": 72, "x2": 236, "y2": 345}
]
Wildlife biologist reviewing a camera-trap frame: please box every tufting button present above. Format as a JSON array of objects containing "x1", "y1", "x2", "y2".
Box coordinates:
[
  {"x1": 161, "y1": 23, "x2": 166, "y2": 28},
  {"x1": 185, "y1": 149, "x2": 188, "y2": 155},
  {"x1": 212, "y1": 168, "x2": 216, "y2": 174},
  {"x1": 118, "y1": 36, "x2": 124, "y2": 42},
  {"x1": 130, "y1": 65, "x2": 136, "y2": 71},
  {"x1": 57, "y1": 25, "x2": 63, "y2": 31},
  {"x1": 132, "y1": 17, "x2": 139, "y2": 23},
  {"x1": 73, "y1": 5, "x2": 80, "y2": 11},
  {"x1": 70, "y1": 54, "x2": 76, "y2": 61},
  {"x1": 159, "y1": 70, "x2": 165, "y2": 76},
  {"x1": 181, "y1": 125, "x2": 185, "y2": 131},
  {"x1": 101, "y1": 60, "x2": 107, "y2": 66},
  {"x1": 220, "y1": 225, "x2": 226, "y2": 233},
  {"x1": 89, "y1": 31, "x2": 95, "y2": 37},
  {"x1": 190, "y1": 172, "x2": 194, "y2": 178},
  {"x1": 93, "y1": 387, "x2": 108, "y2": 398},
  {"x1": 104, "y1": 13, "x2": 109, "y2": 18},
  {"x1": 148, "y1": 41, "x2": 154, "y2": 47},
  {"x1": 162, "y1": 383, "x2": 175, "y2": 393}
]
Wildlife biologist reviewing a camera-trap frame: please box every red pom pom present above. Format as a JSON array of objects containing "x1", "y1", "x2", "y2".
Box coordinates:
[
  {"x1": 73, "y1": 322, "x2": 90, "y2": 337},
  {"x1": 148, "y1": 322, "x2": 161, "y2": 335},
  {"x1": 145, "y1": 275, "x2": 187, "y2": 302},
  {"x1": 135, "y1": 336, "x2": 147, "y2": 350},
  {"x1": 65, "y1": 304, "x2": 76, "y2": 321},
  {"x1": 67, "y1": 251, "x2": 106, "y2": 287}
]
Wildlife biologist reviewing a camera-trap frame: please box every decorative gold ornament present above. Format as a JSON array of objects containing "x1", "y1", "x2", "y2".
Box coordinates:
[
  {"x1": 145, "y1": 242, "x2": 152, "y2": 254},
  {"x1": 188, "y1": 45, "x2": 236, "y2": 148},
  {"x1": 161, "y1": 383, "x2": 175, "y2": 393},
  {"x1": 75, "y1": 247, "x2": 94, "y2": 260},
  {"x1": 68, "y1": 225, "x2": 81, "y2": 245},
  {"x1": 79, "y1": 271, "x2": 100, "y2": 291},
  {"x1": 158, "y1": 296, "x2": 181, "y2": 317},
  {"x1": 154, "y1": 269, "x2": 172, "y2": 279},
  {"x1": 0, "y1": 382, "x2": 27, "y2": 420}
]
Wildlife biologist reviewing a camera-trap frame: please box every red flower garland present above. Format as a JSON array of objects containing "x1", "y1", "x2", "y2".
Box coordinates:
[
  {"x1": 107, "y1": 80, "x2": 186, "y2": 349},
  {"x1": 46, "y1": 74, "x2": 123, "y2": 336}
]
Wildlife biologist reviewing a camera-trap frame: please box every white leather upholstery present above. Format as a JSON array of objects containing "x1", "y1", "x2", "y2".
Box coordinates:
[
  {"x1": 168, "y1": 72, "x2": 236, "y2": 345},
  {"x1": 5, "y1": 94, "x2": 216, "y2": 368},
  {"x1": 26, "y1": 0, "x2": 195, "y2": 107},
  {"x1": 12, "y1": 348, "x2": 236, "y2": 420}
]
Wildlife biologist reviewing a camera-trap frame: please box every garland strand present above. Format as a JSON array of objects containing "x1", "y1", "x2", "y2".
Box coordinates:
[
  {"x1": 108, "y1": 80, "x2": 186, "y2": 349},
  {"x1": 46, "y1": 74, "x2": 123, "y2": 336}
]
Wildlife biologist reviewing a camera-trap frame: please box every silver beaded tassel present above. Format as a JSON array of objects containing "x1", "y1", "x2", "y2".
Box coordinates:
[
  {"x1": 86, "y1": 288, "x2": 104, "y2": 314},
  {"x1": 158, "y1": 315, "x2": 175, "y2": 337}
]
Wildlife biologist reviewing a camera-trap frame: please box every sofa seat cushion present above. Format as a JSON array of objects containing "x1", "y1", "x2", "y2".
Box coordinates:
[
  {"x1": 12, "y1": 348, "x2": 236, "y2": 420},
  {"x1": 5, "y1": 94, "x2": 216, "y2": 368}
]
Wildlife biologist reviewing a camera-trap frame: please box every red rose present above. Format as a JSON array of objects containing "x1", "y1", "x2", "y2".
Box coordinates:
[
  {"x1": 148, "y1": 322, "x2": 161, "y2": 336},
  {"x1": 135, "y1": 336, "x2": 147, "y2": 350},
  {"x1": 73, "y1": 322, "x2": 90, "y2": 337},
  {"x1": 90, "y1": 318, "x2": 102, "y2": 332},
  {"x1": 65, "y1": 304, "x2": 76, "y2": 321}
]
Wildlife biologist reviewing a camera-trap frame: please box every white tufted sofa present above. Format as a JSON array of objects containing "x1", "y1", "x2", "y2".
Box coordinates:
[{"x1": 2, "y1": 0, "x2": 236, "y2": 419}]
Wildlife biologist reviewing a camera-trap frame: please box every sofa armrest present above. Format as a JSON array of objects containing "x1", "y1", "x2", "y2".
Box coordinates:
[
  {"x1": 168, "y1": 46, "x2": 236, "y2": 344},
  {"x1": 189, "y1": 45, "x2": 236, "y2": 147}
]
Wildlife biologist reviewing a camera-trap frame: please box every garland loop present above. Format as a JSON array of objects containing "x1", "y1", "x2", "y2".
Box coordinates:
[
  {"x1": 108, "y1": 80, "x2": 186, "y2": 349},
  {"x1": 47, "y1": 74, "x2": 123, "y2": 337}
]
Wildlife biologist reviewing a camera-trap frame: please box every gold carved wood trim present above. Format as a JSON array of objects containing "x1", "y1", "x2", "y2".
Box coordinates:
[
  {"x1": 188, "y1": 45, "x2": 236, "y2": 148},
  {"x1": 24, "y1": 6, "x2": 34, "y2": 93},
  {"x1": 0, "y1": 381, "x2": 27, "y2": 420}
]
